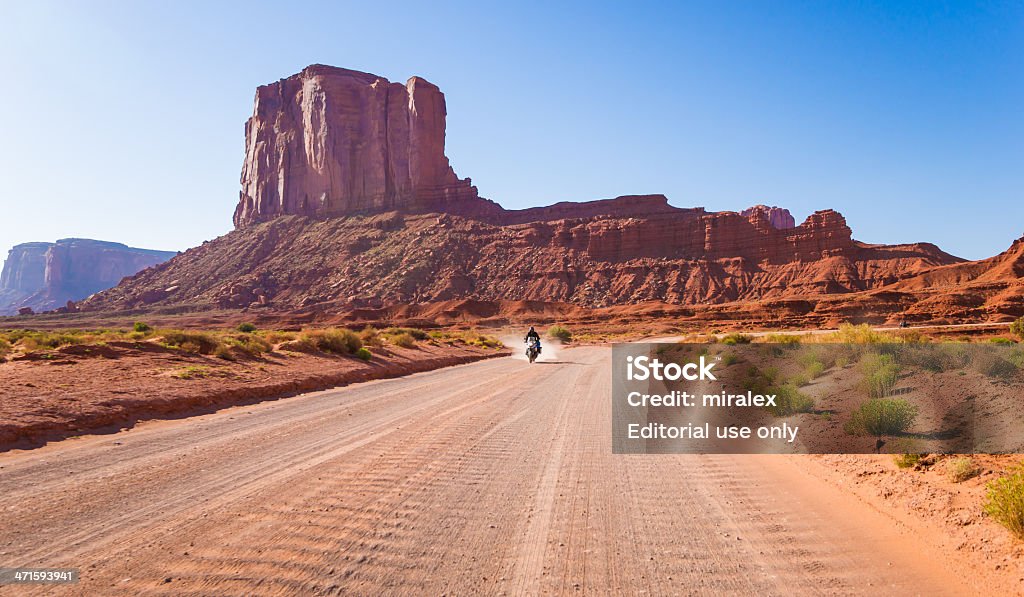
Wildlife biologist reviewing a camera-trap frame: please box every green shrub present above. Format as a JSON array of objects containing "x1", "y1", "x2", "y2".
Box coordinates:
[
  {"x1": 237, "y1": 322, "x2": 257, "y2": 333},
  {"x1": 764, "y1": 384, "x2": 814, "y2": 417},
  {"x1": 845, "y1": 398, "x2": 918, "y2": 438},
  {"x1": 859, "y1": 352, "x2": 900, "y2": 398},
  {"x1": 359, "y1": 326, "x2": 383, "y2": 347},
  {"x1": 722, "y1": 333, "x2": 752, "y2": 345},
  {"x1": 547, "y1": 325, "x2": 572, "y2": 342},
  {"x1": 1010, "y1": 317, "x2": 1024, "y2": 341},
  {"x1": 159, "y1": 330, "x2": 222, "y2": 354},
  {"x1": 945, "y1": 457, "x2": 980, "y2": 483},
  {"x1": 983, "y1": 466, "x2": 1024, "y2": 540},
  {"x1": 832, "y1": 323, "x2": 889, "y2": 344},
  {"x1": 893, "y1": 453, "x2": 921, "y2": 468},
  {"x1": 133, "y1": 322, "x2": 152, "y2": 333},
  {"x1": 385, "y1": 327, "x2": 429, "y2": 340},
  {"x1": 224, "y1": 334, "x2": 272, "y2": 355},
  {"x1": 389, "y1": 332, "x2": 416, "y2": 348},
  {"x1": 299, "y1": 328, "x2": 362, "y2": 354},
  {"x1": 990, "y1": 337, "x2": 1016, "y2": 345},
  {"x1": 761, "y1": 333, "x2": 801, "y2": 345},
  {"x1": 355, "y1": 347, "x2": 372, "y2": 361}
]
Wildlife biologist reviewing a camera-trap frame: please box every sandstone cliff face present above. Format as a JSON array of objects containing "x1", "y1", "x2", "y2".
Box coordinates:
[
  {"x1": 0, "y1": 239, "x2": 176, "y2": 315},
  {"x1": 233, "y1": 65, "x2": 498, "y2": 227}
]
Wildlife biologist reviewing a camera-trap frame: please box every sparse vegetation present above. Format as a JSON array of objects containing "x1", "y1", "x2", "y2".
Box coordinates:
[
  {"x1": 945, "y1": 457, "x2": 980, "y2": 483},
  {"x1": 859, "y1": 352, "x2": 901, "y2": 398},
  {"x1": 893, "y1": 453, "x2": 921, "y2": 468},
  {"x1": 355, "y1": 347, "x2": 372, "y2": 361},
  {"x1": 159, "y1": 330, "x2": 222, "y2": 355},
  {"x1": 764, "y1": 384, "x2": 814, "y2": 417},
  {"x1": 1011, "y1": 317, "x2": 1024, "y2": 341},
  {"x1": 722, "y1": 332, "x2": 752, "y2": 345},
  {"x1": 171, "y1": 365, "x2": 210, "y2": 379},
  {"x1": 296, "y1": 328, "x2": 363, "y2": 355},
  {"x1": 388, "y1": 332, "x2": 417, "y2": 348},
  {"x1": 547, "y1": 325, "x2": 572, "y2": 342},
  {"x1": 133, "y1": 322, "x2": 152, "y2": 333},
  {"x1": 359, "y1": 326, "x2": 383, "y2": 347},
  {"x1": 760, "y1": 333, "x2": 801, "y2": 345},
  {"x1": 983, "y1": 466, "x2": 1024, "y2": 540},
  {"x1": 237, "y1": 322, "x2": 257, "y2": 333},
  {"x1": 845, "y1": 398, "x2": 918, "y2": 438}
]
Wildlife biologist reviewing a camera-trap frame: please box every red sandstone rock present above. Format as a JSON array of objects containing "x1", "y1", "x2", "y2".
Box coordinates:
[{"x1": 233, "y1": 65, "x2": 499, "y2": 227}]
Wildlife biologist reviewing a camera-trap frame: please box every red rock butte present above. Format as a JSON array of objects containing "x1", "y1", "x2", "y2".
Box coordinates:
[
  {"x1": 75, "y1": 64, "x2": 1024, "y2": 324},
  {"x1": 233, "y1": 65, "x2": 499, "y2": 227}
]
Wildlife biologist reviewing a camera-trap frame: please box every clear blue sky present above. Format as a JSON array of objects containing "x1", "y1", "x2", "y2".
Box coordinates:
[{"x1": 1, "y1": 1, "x2": 1021, "y2": 260}]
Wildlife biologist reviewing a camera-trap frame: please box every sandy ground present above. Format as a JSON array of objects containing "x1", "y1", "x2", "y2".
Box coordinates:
[
  {"x1": 0, "y1": 340, "x2": 504, "y2": 450},
  {"x1": 0, "y1": 345, "x2": 1019, "y2": 595}
]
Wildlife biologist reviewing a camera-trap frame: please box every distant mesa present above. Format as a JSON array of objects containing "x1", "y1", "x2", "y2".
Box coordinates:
[{"x1": 0, "y1": 239, "x2": 175, "y2": 315}]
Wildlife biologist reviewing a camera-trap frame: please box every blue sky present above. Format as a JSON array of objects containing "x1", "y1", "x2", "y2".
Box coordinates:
[{"x1": 1, "y1": 1, "x2": 1020, "y2": 260}]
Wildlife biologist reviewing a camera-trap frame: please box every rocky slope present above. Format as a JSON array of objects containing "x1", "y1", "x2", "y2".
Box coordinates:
[
  {"x1": 0, "y1": 239, "x2": 175, "y2": 315},
  {"x1": 77, "y1": 64, "x2": 1019, "y2": 322},
  {"x1": 82, "y1": 202, "x2": 959, "y2": 312}
]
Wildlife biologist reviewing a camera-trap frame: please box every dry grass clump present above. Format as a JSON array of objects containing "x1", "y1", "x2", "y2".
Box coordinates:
[
  {"x1": 945, "y1": 457, "x2": 980, "y2": 483},
  {"x1": 293, "y1": 328, "x2": 363, "y2": 355},
  {"x1": 388, "y1": 332, "x2": 417, "y2": 348}
]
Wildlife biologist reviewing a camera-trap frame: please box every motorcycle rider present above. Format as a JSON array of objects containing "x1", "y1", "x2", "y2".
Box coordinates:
[{"x1": 525, "y1": 326, "x2": 541, "y2": 354}]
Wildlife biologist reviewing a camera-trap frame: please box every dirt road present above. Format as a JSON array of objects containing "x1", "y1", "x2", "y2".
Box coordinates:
[{"x1": 0, "y1": 345, "x2": 987, "y2": 595}]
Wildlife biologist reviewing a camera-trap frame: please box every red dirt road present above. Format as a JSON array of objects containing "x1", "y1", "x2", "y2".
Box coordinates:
[{"x1": 0, "y1": 346, "x2": 994, "y2": 595}]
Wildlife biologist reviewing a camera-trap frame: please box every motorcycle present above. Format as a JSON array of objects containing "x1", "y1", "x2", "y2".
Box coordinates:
[{"x1": 525, "y1": 337, "x2": 541, "y2": 363}]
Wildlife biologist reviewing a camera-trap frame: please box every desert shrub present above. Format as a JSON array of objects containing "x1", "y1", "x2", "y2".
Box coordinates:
[
  {"x1": 1010, "y1": 317, "x2": 1024, "y2": 341},
  {"x1": 359, "y1": 326, "x2": 383, "y2": 347},
  {"x1": 740, "y1": 365, "x2": 779, "y2": 393},
  {"x1": 722, "y1": 332, "x2": 752, "y2": 345},
  {"x1": 990, "y1": 337, "x2": 1016, "y2": 345},
  {"x1": 224, "y1": 333, "x2": 272, "y2": 356},
  {"x1": 547, "y1": 325, "x2": 572, "y2": 342},
  {"x1": 832, "y1": 323, "x2": 889, "y2": 344},
  {"x1": 761, "y1": 333, "x2": 801, "y2": 345},
  {"x1": 845, "y1": 398, "x2": 918, "y2": 438},
  {"x1": 945, "y1": 457, "x2": 980, "y2": 483},
  {"x1": 0, "y1": 338, "x2": 10, "y2": 360},
  {"x1": 893, "y1": 453, "x2": 921, "y2": 468},
  {"x1": 214, "y1": 345, "x2": 236, "y2": 361},
  {"x1": 764, "y1": 384, "x2": 814, "y2": 417},
  {"x1": 262, "y1": 330, "x2": 297, "y2": 346},
  {"x1": 859, "y1": 352, "x2": 900, "y2": 398},
  {"x1": 983, "y1": 466, "x2": 1024, "y2": 540},
  {"x1": 133, "y1": 322, "x2": 152, "y2": 333},
  {"x1": 237, "y1": 322, "x2": 257, "y2": 333},
  {"x1": 159, "y1": 330, "x2": 222, "y2": 354},
  {"x1": 355, "y1": 347, "x2": 372, "y2": 361},
  {"x1": 299, "y1": 328, "x2": 362, "y2": 354},
  {"x1": 385, "y1": 327, "x2": 429, "y2": 340},
  {"x1": 720, "y1": 352, "x2": 738, "y2": 367},
  {"x1": 389, "y1": 332, "x2": 417, "y2": 348}
]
